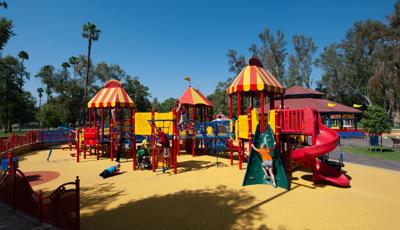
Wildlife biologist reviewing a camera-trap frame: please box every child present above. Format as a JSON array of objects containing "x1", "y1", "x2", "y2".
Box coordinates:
[
  {"x1": 252, "y1": 144, "x2": 277, "y2": 188},
  {"x1": 141, "y1": 135, "x2": 151, "y2": 154},
  {"x1": 99, "y1": 163, "x2": 120, "y2": 179},
  {"x1": 157, "y1": 128, "x2": 170, "y2": 158},
  {"x1": 176, "y1": 100, "x2": 187, "y2": 127}
]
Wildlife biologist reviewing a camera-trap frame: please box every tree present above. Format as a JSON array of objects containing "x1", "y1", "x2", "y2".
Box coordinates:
[
  {"x1": 0, "y1": 11, "x2": 13, "y2": 51},
  {"x1": 227, "y1": 49, "x2": 246, "y2": 75},
  {"x1": 37, "y1": 103, "x2": 67, "y2": 128},
  {"x1": 18, "y1": 50, "x2": 29, "y2": 64},
  {"x1": 69, "y1": 56, "x2": 78, "y2": 78},
  {"x1": 287, "y1": 55, "x2": 300, "y2": 87},
  {"x1": 37, "y1": 87, "x2": 44, "y2": 107},
  {"x1": 0, "y1": 2, "x2": 7, "y2": 9},
  {"x1": 361, "y1": 105, "x2": 392, "y2": 134},
  {"x1": 0, "y1": 56, "x2": 33, "y2": 131},
  {"x1": 249, "y1": 27, "x2": 287, "y2": 84},
  {"x1": 61, "y1": 62, "x2": 70, "y2": 70},
  {"x1": 156, "y1": 98, "x2": 177, "y2": 112},
  {"x1": 124, "y1": 75, "x2": 152, "y2": 112},
  {"x1": 45, "y1": 87, "x2": 52, "y2": 101},
  {"x1": 360, "y1": 105, "x2": 393, "y2": 151},
  {"x1": 292, "y1": 35, "x2": 317, "y2": 88},
  {"x1": 81, "y1": 22, "x2": 101, "y2": 103},
  {"x1": 207, "y1": 79, "x2": 231, "y2": 115}
]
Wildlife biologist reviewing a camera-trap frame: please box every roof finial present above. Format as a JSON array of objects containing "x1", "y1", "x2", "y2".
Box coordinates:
[
  {"x1": 248, "y1": 57, "x2": 263, "y2": 68},
  {"x1": 184, "y1": 76, "x2": 191, "y2": 87}
]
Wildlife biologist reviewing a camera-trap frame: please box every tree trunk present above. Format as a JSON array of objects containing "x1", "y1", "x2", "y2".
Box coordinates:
[{"x1": 83, "y1": 36, "x2": 92, "y2": 125}]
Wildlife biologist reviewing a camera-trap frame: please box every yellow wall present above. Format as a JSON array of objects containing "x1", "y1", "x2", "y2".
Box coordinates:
[
  {"x1": 236, "y1": 108, "x2": 259, "y2": 139},
  {"x1": 135, "y1": 112, "x2": 174, "y2": 136}
]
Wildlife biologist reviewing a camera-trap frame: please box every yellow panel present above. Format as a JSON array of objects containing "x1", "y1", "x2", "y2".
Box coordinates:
[
  {"x1": 268, "y1": 109, "x2": 276, "y2": 134},
  {"x1": 155, "y1": 112, "x2": 174, "y2": 135},
  {"x1": 135, "y1": 112, "x2": 152, "y2": 135},
  {"x1": 237, "y1": 115, "x2": 249, "y2": 139},
  {"x1": 251, "y1": 108, "x2": 259, "y2": 134}
]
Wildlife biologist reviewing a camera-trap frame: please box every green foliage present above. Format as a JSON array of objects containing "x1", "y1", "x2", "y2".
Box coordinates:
[
  {"x1": 0, "y1": 55, "x2": 35, "y2": 131},
  {"x1": 207, "y1": 80, "x2": 231, "y2": 115},
  {"x1": 360, "y1": 105, "x2": 393, "y2": 134},
  {"x1": 292, "y1": 35, "x2": 317, "y2": 88},
  {"x1": 287, "y1": 55, "x2": 300, "y2": 87},
  {"x1": 248, "y1": 27, "x2": 287, "y2": 84},
  {"x1": 0, "y1": 17, "x2": 13, "y2": 51},
  {"x1": 226, "y1": 49, "x2": 246, "y2": 75},
  {"x1": 124, "y1": 75, "x2": 152, "y2": 112},
  {"x1": 154, "y1": 97, "x2": 177, "y2": 112},
  {"x1": 317, "y1": 4, "x2": 400, "y2": 117},
  {"x1": 37, "y1": 103, "x2": 67, "y2": 128}
]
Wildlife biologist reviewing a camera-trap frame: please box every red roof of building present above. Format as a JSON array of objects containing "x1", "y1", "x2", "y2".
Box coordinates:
[
  {"x1": 265, "y1": 98, "x2": 361, "y2": 113},
  {"x1": 285, "y1": 85, "x2": 325, "y2": 97}
]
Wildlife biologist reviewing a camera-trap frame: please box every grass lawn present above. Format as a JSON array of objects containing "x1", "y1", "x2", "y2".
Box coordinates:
[
  {"x1": 0, "y1": 131, "x2": 27, "y2": 138},
  {"x1": 341, "y1": 146, "x2": 400, "y2": 161}
]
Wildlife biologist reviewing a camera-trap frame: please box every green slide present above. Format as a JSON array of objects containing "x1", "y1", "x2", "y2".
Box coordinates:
[{"x1": 242, "y1": 123, "x2": 289, "y2": 190}]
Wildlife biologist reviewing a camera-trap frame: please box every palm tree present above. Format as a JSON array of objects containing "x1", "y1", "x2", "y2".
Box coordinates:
[
  {"x1": 81, "y1": 22, "x2": 101, "y2": 101},
  {"x1": 17, "y1": 50, "x2": 29, "y2": 89},
  {"x1": 45, "y1": 87, "x2": 52, "y2": 102},
  {"x1": 18, "y1": 50, "x2": 29, "y2": 65},
  {"x1": 37, "y1": 87, "x2": 44, "y2": 128},
  {"x1": 61, "y1": 62, "x2": 70, "y2": 69},
  {"x1": 69, "y1": 56, "x2": 78, "y2": 78},
  {"x1": 37, "y1": 87, "x2": 44, "y2": 106}
]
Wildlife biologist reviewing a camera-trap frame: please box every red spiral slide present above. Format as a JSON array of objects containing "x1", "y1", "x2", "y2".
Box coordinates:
[{"x1": 291, "y1": 107, "x2": 350, "y2": 187}]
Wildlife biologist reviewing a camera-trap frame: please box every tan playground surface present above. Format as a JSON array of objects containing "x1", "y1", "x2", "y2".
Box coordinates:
[{"x1": 19, "y1": 146, "x2": 400, "y2": 230}]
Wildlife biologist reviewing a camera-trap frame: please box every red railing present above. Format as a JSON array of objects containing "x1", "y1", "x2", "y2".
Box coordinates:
[
  {"x1": 0, "y1": 160, "x2": 80, "y2": 230},
  {"x1": 278, "y1": 109, "x2": 304, "y2": 133},
  {"x1": 0, "y1": 131, "x2": 37, "y2": 154}
]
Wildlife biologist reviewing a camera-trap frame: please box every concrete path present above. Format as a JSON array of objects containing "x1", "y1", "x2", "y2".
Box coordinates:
[{"x1": 0, "y1": 203, "x2": 56, "y2": 230}]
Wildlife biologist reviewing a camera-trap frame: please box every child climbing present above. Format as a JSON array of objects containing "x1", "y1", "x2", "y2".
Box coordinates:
[{"x1": 252, "y1": 144, "x2": 277, "y2": 188}]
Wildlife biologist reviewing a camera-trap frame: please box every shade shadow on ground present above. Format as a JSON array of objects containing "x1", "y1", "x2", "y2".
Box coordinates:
[
  {"x1": 80, "y1": 183, "x2": 126, "y2": 213},
  {"x1": 81, "y1": 185, "x2": 278, "y2": 230}
]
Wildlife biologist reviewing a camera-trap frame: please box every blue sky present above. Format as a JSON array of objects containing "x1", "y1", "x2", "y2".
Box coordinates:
[{"x1": 2, "y1": 0, "x2": 397, "y2": 103}]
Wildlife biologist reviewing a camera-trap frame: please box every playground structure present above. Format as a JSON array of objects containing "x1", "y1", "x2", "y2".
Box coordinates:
[
  {"x1": 75, "y1": 80, "x2": 137, "y2": 169},
  {"x1": 226, "y1": 57, "x2": 350, "y2": 189},
  {"x1": 67, "y1": 60, "x2": 350, "y2": 188}
]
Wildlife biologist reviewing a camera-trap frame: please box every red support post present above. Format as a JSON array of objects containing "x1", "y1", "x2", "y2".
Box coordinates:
[
  {"x1": 76, "y1": 129, "x2": 80, "y2": 163},
  {"x1": 247, "y1": 106, "x2": 252, "y2": 165},
  {"x1": 151, "y1": 108, "x2": 156, "y2": 172},
  {"x1": 88, "y1": 108, "x2": 91, "y2": 127},
  {"x1": 191, "y1": 106, "x2": 195, "y2": 157},
  {"x1": 260, "y1": 91, "x2": 265, "y2": 132},
  {"x1": 172, "y1": 107, "x2": 178, "y2": 174},
  {"x1": 94, "y1": 109, "x2": 97, "y2": 127},
  {"x1": 229, "y1": 95, "x2": 233, "y2": 165},
  {"x1": 7, "y1": 151, "x2": 12, "y2": 174},
  {"x1": 131, "y1": 108, "x2": 136, "y2": 171},
  {"x1": 110, "y1": 109, "x2": 114, "y2": 161}
]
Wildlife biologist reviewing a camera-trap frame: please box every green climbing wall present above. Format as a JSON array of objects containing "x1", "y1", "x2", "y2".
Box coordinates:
[{"x1": 242, "y1": 124, "x2": 290, "y2": 190}]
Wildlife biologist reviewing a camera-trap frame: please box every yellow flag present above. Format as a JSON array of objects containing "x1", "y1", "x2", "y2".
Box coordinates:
[
  {"x1": 353, "y1": 104, "x2": 362, "y2": 108},
  {"x1": 328, "y1": 103, "x2": 336, "y2": 107}
]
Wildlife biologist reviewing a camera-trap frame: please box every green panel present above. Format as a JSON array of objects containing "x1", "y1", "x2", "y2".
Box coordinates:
[{"x1": 242, "y1": 124, "x2": 290, "y2": 190}]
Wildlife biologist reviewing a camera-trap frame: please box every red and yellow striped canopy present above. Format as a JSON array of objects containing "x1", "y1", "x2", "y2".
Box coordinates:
[
  {"x1": 87, "y1": 80, "x2": 135, "y2": 108},
  {"x1": 227, "y1": 58, "x2": 285, "y2": 95},
  {"x1": 179, "y1": 86, "x2": 213, "y2": 107}
]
